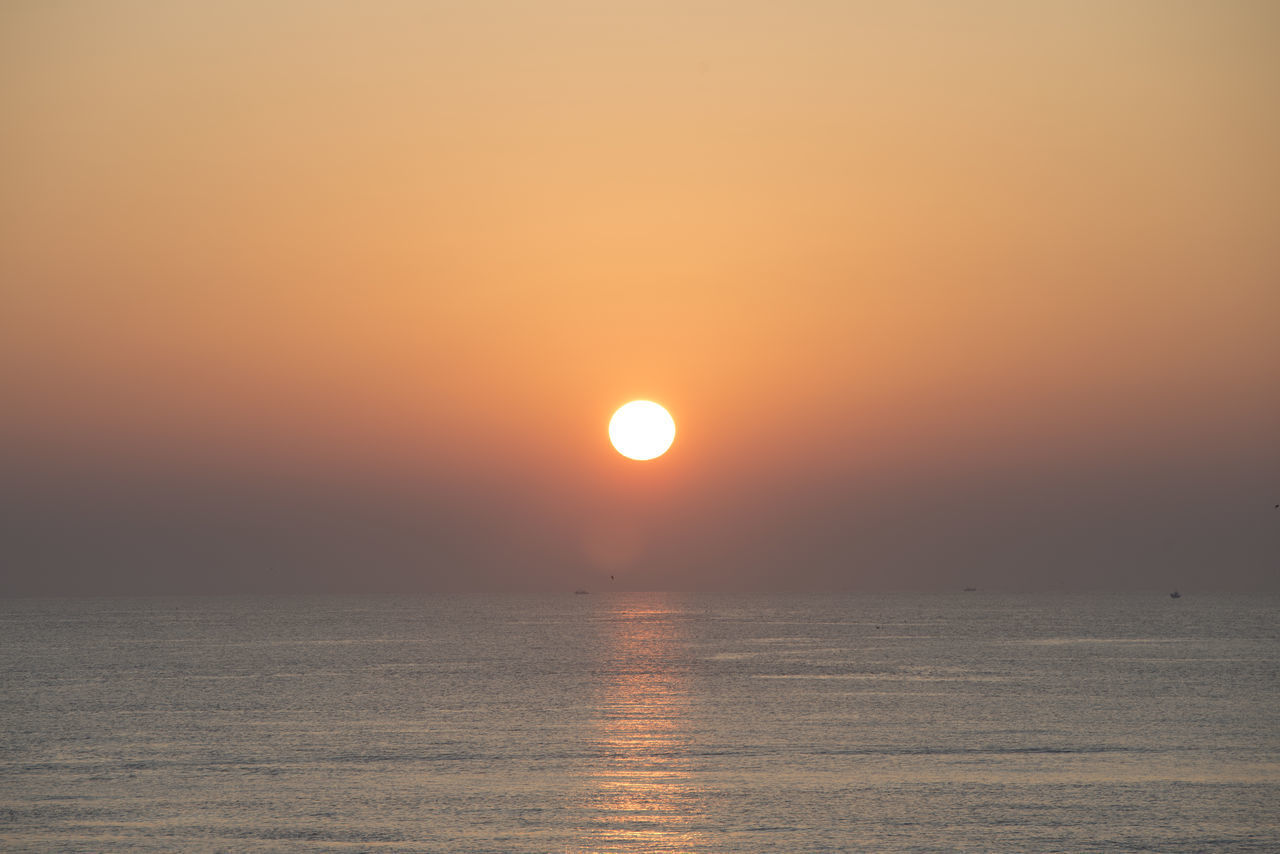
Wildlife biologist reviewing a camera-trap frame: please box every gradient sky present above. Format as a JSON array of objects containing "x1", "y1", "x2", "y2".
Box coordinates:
[{"x1": 2, "y1": 1, "x2": 1277, "y2": 594}]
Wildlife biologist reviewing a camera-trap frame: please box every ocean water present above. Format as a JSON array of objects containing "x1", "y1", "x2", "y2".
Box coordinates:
[{"x1": 1, "y1": 592, "x2": 1277, "y2": 853}]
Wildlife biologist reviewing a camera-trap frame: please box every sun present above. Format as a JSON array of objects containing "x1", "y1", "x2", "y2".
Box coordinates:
[{"x1": 609, "y1": 401, "x2": 676, "y2": 461}]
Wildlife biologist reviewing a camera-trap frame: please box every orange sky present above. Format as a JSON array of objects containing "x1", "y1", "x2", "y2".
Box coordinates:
[{"x1": 2, "y1": 2, "x2": 1277, "y2": 593}]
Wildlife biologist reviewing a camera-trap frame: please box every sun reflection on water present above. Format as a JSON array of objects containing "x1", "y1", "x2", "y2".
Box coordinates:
[{"x1": 582, "y1": 599, "x2": 708, "y2": 853}]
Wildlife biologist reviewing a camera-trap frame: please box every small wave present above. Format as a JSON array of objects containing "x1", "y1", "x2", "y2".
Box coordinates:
[
  {"x1": 806, "y1": 744, "x2": 1145, "y2": 757},
  {"x1": 753, "y1": 673, "x2": 1009, "y2": 682},
  {"x1": 1014, "y1": 637, "x2": 1187, "y2": 646}
]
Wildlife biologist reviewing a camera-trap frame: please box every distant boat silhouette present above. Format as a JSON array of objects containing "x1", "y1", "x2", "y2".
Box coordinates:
[
  {"x1": 963, "y1": 587, "x2": 977, "y2": 592},
  {"x1": 1170, "y1": 591, "x2": 1181, "y2": 599},
  {"x1": 574, "y1": 589, "x2": 589, "y2": 595}
]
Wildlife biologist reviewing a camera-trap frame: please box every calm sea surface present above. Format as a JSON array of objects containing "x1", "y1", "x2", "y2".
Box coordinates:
[{"x1": 2, "y1": 593, "x2": 1277, "y2": 852}]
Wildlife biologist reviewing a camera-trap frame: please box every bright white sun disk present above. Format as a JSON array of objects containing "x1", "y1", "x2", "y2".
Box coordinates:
[{"x1": 609, "y1": 401, "x2": 675, "y2": 461}]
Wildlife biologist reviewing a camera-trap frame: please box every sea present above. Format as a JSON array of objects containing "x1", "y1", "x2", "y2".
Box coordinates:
[{"x1": 1, "y1": 592, "x2": 1277, "y2": 853}]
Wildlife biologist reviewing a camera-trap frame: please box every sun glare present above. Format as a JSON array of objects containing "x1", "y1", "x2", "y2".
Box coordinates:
[{"x1": 609, "y1": 401, "x2": 675, "y2": 461}]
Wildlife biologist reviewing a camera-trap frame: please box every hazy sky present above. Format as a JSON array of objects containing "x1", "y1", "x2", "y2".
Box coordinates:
[{"x1": 2, "y1": 1, "x2": 1277, "y2": 594}]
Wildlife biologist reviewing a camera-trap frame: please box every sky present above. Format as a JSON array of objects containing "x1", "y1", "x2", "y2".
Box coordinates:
[{"x1": 2, "y1": 1, "x2": 1277, "y2": 594}]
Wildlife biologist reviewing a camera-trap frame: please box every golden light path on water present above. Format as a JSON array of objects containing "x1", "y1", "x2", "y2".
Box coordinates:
[{"x1": 583, "y1": 599, "x2": 708, "y2": 853}]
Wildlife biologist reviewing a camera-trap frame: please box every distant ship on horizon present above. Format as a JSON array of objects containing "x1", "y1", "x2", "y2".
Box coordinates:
[{"x1": 1170, "y1": 590, "x2": 1181, "y2": 599}]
